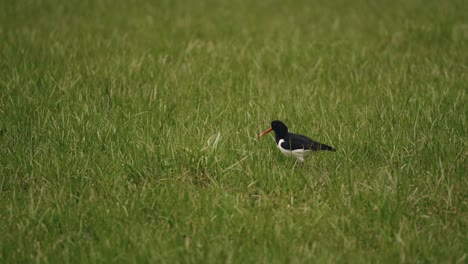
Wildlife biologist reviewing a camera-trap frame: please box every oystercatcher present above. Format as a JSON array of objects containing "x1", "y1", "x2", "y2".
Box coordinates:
[{"x1": 259, "y1": 120, "x2": 336, "y2": 162}]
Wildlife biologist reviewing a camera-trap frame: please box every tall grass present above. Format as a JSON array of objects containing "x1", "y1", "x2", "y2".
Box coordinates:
[{"x1": 1, "y1": 0, "x2": 467, "y2": 262}]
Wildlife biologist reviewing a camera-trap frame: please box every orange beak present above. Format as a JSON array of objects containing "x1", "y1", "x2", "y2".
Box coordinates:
[{"x1": 259, "y1": 127, "x2": 273, "y2": 138}]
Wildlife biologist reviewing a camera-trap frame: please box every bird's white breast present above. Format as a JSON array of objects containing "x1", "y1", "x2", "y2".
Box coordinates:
[{"x1": 277, "y1": 139, "x2": 310, "y2": 162}]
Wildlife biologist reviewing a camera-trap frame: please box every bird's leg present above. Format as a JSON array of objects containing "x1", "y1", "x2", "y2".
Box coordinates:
[
  {"x1": 294, "y1": 157, "x2": 306, "y2": 170},
  {"x1": 297, "y1": 158, "x2": 310, "y2": 171}
]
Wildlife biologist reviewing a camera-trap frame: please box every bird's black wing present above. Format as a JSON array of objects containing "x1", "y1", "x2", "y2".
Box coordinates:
[{"x1": 281, "y1": 133, "x2": 336, "y2": 151}]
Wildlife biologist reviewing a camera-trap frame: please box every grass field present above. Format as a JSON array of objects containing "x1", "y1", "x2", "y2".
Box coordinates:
[{"x1": 1, "y1": 0, "x2": 467, "y2": 262}]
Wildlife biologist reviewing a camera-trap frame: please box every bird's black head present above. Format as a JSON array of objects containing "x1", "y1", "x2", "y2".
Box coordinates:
[
  {"x1": 259, "y1": 120, "x2": 289, "y2": 139},
  {"x1": 271, "y1": 120, "x2": 288, "y2": 141},
  {"x1": 271, "y1": 120, "x2": 288, "y2": 134}
]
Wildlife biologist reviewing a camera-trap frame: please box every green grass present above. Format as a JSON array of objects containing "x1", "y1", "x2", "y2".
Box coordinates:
[{"x1": 1, "y1": 0, "x2": 467, "y2": 262}]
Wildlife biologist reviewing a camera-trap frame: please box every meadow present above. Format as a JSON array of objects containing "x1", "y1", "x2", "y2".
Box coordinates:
[{"x1": 1, "y1": 0, "x2": 467, "y2": 262}]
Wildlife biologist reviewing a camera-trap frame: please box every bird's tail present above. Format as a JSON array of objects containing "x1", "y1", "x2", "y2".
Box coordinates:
[{"x1": 319, "y1": 143, "x2": 336, "y2": 152}]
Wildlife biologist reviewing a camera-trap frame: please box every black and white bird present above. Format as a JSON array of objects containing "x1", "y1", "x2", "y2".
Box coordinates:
[{"x1": 259, "y1": 120, "x2": 336, "y2": 162}]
